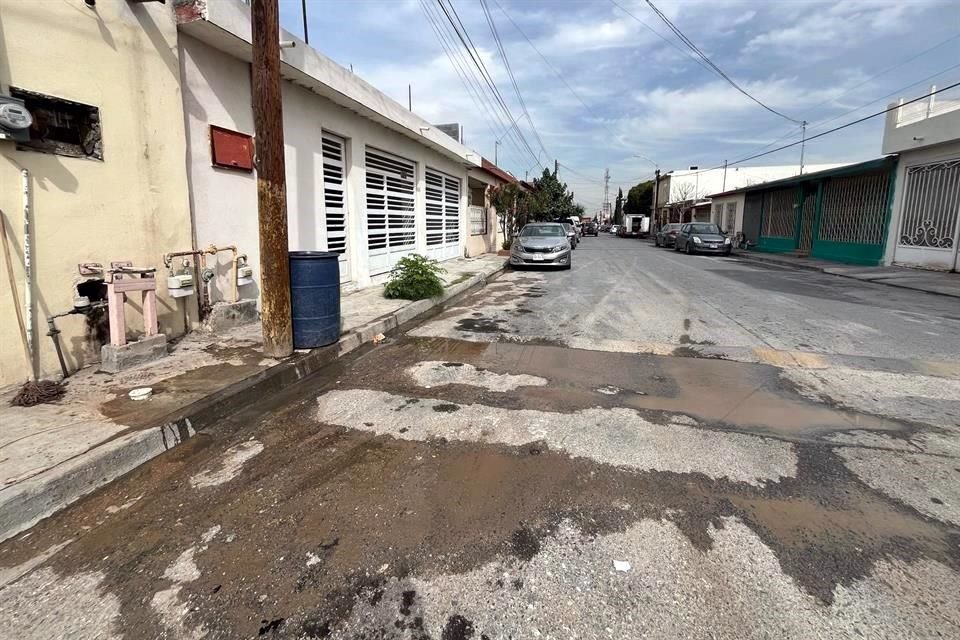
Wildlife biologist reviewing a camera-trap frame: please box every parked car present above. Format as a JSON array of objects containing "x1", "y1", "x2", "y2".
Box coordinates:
[
  {"x1": 609, "y1": 225, "x2": 621, "y2": 235},
  {"x1": 561, "y1": 222, "x2": 579, "y2": 249},
  {"x1": 675, "y1": 223, "x2": 732, "y2": 255},
  {"x1": 509, "y1": 223, "x2": 572, "y2": 270},
  {"x1": 654, "y1": 223, "x2": 682, "y2": 248},
  {"x1": 584, "y1": 222, "x2": 599, "y2": 236}
]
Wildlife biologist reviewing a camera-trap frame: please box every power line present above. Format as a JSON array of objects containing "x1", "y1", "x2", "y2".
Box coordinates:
[
  {"x1": 419, "y1": 0, "x2": 531, "y2": 169},
  {"x1": 806, "y1": 62, "x2": 960, "y2": 133},
  {"x1": 723, "y1": 82, "x2": 960, "y2": 169},
  {"x1": 632, "y1": 0, "x2": 803, "y2": 124},
  {"x1": 491, "y1": 0, "x2": 656, "y2": 159},
  {"x1": 434, "y1": 0, "x2": 544, "y2": 169},
  {"x1": 479, "y1": 0, "x2": 549, "y2": 159}
]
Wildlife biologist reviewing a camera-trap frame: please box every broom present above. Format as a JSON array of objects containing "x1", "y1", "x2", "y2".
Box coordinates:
[{"x1": 1, "y1": 208, "x2": 65, "y2": 407}]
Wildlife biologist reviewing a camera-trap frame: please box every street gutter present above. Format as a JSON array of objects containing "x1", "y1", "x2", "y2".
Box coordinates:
[
  {"x1": 0, "y1": 260, "x2": 507, "y2": 543},
  {"x1": 733, "y1": 251, "x2": 960, "y2": 300}
]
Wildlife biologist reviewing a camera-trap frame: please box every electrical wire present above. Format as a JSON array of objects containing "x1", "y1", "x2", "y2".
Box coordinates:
[
  {"x1": 631, "y1": 0, "x2": 803, "y2": 124},
  {"x1": 419, "y1": 0, "x2": 530, "y2": 169},
  {"x1": 479, "y1": 0, "x2": 549, "y2": 160},
  {"x1": 721, "y1": 82, "x2": 960, "y2": 169},
  {"x1": 435, "y1": 0, "x2": 544, "y2": 169},
  {"x1": 491, "y1": 0, "x2": 657, "y2": 161}
]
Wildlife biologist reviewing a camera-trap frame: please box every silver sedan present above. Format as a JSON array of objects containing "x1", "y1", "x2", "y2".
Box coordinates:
[{"x1": 510, "y1": 223, "x2": 572, "y2": 270}]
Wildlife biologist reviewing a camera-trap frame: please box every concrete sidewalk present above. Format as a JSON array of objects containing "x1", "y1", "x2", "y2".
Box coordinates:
[
  {"x1": 735, "y1": 250, "x2": 960, "y2": 299},
  {"x1": 0, "y1": 254, "x2": 506, "y2": 542}
]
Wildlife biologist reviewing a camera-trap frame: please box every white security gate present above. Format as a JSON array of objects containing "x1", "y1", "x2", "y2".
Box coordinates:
[
  {"x1": 895, "y1": 159, "x2": 960, "y2": 271},
  {"x1": 425, "y1": 168, "x2": 462, "y2": 261},
  {"x1": 365, "y1": 148, "x2": 417, "y2": 275},
  {"x1": 321, "y1": 133, "x2": 350, "y2": 283}
]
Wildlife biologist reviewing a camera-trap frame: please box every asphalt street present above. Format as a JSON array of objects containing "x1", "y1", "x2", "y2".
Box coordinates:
[{"x1": 2, "y1": 235, "x2": 959, "y2": 639}]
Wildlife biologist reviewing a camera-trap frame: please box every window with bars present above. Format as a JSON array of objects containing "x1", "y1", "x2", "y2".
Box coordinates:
[
  {"x1": 897, "y1": 159, "x2": 960, "y2": 249},
  {"x1": 365, "y1": 148, "x2": 416, "y2": 251},
  {"x1": 819, "y1": 173, "x2": 890, "y2": 245},
  {"x1": 724, "y1": 201, "x2": 737, "y2": 233},
  {"x1": 425, "y1": 168, "x2": 461, "y2": 246},
  {"x1": 321, "y1": 133, "x2": 348, "y2": 254},
  {"x1": 470, "y1": 206, "x2": 487, "y2": 235},
  {"x1": 761, "y1": 188, "x2": 797, "y2": 238}
]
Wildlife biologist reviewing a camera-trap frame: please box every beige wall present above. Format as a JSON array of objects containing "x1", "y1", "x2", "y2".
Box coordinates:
[
  {"x1": 0, "y1": 0, "x2": 195, "y2": 385},
  {"x1": 464, "y1": 169, "x2": 504, "y2": 257}
]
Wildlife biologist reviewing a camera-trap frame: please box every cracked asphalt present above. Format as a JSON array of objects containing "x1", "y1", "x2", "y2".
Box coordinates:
[{"x1": 2, "y1": 236, "x2": 959, "y2": 639}]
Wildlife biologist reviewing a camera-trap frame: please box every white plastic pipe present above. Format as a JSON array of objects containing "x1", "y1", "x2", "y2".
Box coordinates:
[{"x1": 22, "y1": 168, "x2": 36, "y2": 380}]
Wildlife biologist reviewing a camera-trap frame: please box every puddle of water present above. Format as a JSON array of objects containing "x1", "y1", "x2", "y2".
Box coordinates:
[{"x1": 406, "y1": 338, "x2": 906, "y2": 438}]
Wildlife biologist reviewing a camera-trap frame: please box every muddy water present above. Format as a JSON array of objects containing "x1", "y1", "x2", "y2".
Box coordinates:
[
  {"x1": 356, "y1": 336, "x2": 909, "y2": 439},
  {"x1": 2, "y1": 332, "x2": 954, "y2": 638}
]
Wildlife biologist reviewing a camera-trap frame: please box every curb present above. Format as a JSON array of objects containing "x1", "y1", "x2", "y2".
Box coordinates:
[
  {"x1": 733, "y1": 251, "x2": 960, "y2": 299},
  {"x1": 0, "y1": 260, "x2": 507, "y2": 543}
]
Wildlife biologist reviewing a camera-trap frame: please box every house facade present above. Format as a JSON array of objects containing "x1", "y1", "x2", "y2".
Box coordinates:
[
  {"x1": 0, "y1": 0, "x2": 196, "y2": 385},
  {"x1": 882, "y1": 87, "x2": 960, "y2": 271},
  {"x1": 709, "y1": 158, "x2": 899, "y2": 265},
  {"x1": 0, "y1": 0, "x2": 505, "y2": 388},
  {"x1": 177, "y1": 0, "x2": 483, "y2": 302},
  {"x1": 654, "y1": 164, "x2": 844, "y2": 226}
]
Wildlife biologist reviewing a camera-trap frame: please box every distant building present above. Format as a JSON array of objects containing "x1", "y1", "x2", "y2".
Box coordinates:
[{"x1": 654, "y1": 164, "x2": 847, "y2": 224}]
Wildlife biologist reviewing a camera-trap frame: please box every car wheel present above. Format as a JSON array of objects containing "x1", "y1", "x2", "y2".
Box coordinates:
[
  {"x1": 685, "y1": 242, "x2": 693, "y2": 255},
  {"x1": 655, "y1": 238, "x2": 660, "y2": 247},
  {"x1": 564, "y1": 261, "x2": 572, "y2": 270}
]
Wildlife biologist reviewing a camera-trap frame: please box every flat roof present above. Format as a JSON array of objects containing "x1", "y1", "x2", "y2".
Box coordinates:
[{"x1": 707, "y1": 157, "x2": 897, "y2": 198}]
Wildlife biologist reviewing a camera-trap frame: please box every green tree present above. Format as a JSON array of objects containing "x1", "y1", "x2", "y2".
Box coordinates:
[
  {"x1": 528, "y1": 168, "x2": 580, "y2": 222},
  {"x1": 624, "y1": 181, "x2": 654, "y2": 218},
  {"x1": 613, "y1": 187, "x2": 624, "y2": 225}
]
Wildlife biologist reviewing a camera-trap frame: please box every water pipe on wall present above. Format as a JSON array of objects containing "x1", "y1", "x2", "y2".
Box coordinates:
[
  {"x1": 22, "y1": 168, "x2": 37, "y2": 380},
  {"x1": 162, "y1": 244, "x2": 242, "y2": 306}
]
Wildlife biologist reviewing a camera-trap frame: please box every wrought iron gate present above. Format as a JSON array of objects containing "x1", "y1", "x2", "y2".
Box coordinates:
[
  {"x1": 798, "y1": 185, "x2": 817, "y2": 252},
  {"x1": 896, "y1": 159, "x2": 960, "y2": 271}
]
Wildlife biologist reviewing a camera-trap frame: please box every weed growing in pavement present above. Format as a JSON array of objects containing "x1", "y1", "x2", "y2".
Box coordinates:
[{"x1": 384, "y1": 254, "x2": 447, "y2": 300}]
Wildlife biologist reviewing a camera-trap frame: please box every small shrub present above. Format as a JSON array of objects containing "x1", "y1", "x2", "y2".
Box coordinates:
[
  {"x1": 383, "y1": 254, "x2": 446, "y2": 300},
  {"x1": 501, "y1": 239, "x2": 512, "y2": 250}
]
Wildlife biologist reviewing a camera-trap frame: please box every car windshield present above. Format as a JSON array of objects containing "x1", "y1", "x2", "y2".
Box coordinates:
[
  {"x1": 689, "y1": 224, "x2": 722, "y2": 234},
  {"x1": 665, "y1": 224, "x2": 680, "y2": 231},
  {"x1": 521, "y1": 225, "x2": 564, "y2": 237}
]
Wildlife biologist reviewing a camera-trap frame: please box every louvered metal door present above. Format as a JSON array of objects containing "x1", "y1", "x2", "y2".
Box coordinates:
[
  {"x1": 365, "y1": 148, "x2": 417, "y2": 275},
  {"x1": 321, "y1": 133, "x2": 350, "y2": 283},
  {"x1": 425, "y1": 168, "x2": 462, "y2": 261}
]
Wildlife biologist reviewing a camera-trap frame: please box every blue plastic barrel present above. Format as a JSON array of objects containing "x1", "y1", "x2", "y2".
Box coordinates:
[{"x1": 289, "y1": 251, "x2": 340, "y2": 348}]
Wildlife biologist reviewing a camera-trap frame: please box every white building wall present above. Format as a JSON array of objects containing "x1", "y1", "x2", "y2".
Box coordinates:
[
  {"x1": 884, "y1": 141, "x2": 960, "y2": 269},
  {"x1": 671, "y1": 164, "x2": 847, "y2": 203},
  {"x1": 179, "y1": 34, "x2": 471, "y2": 303}
]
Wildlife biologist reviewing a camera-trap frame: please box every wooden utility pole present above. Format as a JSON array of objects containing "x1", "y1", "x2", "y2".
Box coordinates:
[{"x1": 252, "y1": 0, "x2": 293, "y2": 358}]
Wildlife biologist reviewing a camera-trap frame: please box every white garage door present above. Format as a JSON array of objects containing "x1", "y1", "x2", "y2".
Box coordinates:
[
  {"x1": 425, "y1": 168, "x2": 461, "y2": 262},
  {"x1": 365, "y1": 148, "x2": 417, "y2": 275},
  {"x1": 321, "y1": 133, "x2": 350, "y2": 284}
]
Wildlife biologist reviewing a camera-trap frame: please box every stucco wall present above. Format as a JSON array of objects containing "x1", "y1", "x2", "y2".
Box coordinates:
[
  {"x1": 180, "y1": 34, "x2": 471, "y2": 300},
  {"x1": 0, "y1": 1, "x2": 195, "y2": 386}
]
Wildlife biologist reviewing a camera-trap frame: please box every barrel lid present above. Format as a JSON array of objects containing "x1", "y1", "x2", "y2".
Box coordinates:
[{"x1": 289, "y1": 251, "x2": 339, "y2": 260}]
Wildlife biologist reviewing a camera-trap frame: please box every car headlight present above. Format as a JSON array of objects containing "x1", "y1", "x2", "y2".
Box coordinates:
[
  {"x1": 692, "y1": 236, "x2": 703, "y2": 244},
  {"x1": 724, "y1": 237, "x2": 732, "y2": 245},
  {"x1": 552, "y1": 244, "x2": 567, "y2": 252},
  {"x1": 512, "y1": 243, "x2": 523, "y2": 252}
]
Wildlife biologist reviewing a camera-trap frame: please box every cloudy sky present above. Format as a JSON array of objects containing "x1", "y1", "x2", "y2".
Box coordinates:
[{"x1": 279, "y1": 0, "x2": 960, "y2": 212}]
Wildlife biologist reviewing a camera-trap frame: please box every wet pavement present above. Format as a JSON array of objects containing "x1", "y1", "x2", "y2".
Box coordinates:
[{"x1": 2, "y1": 237, "x2": 959, "y2": 639}]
